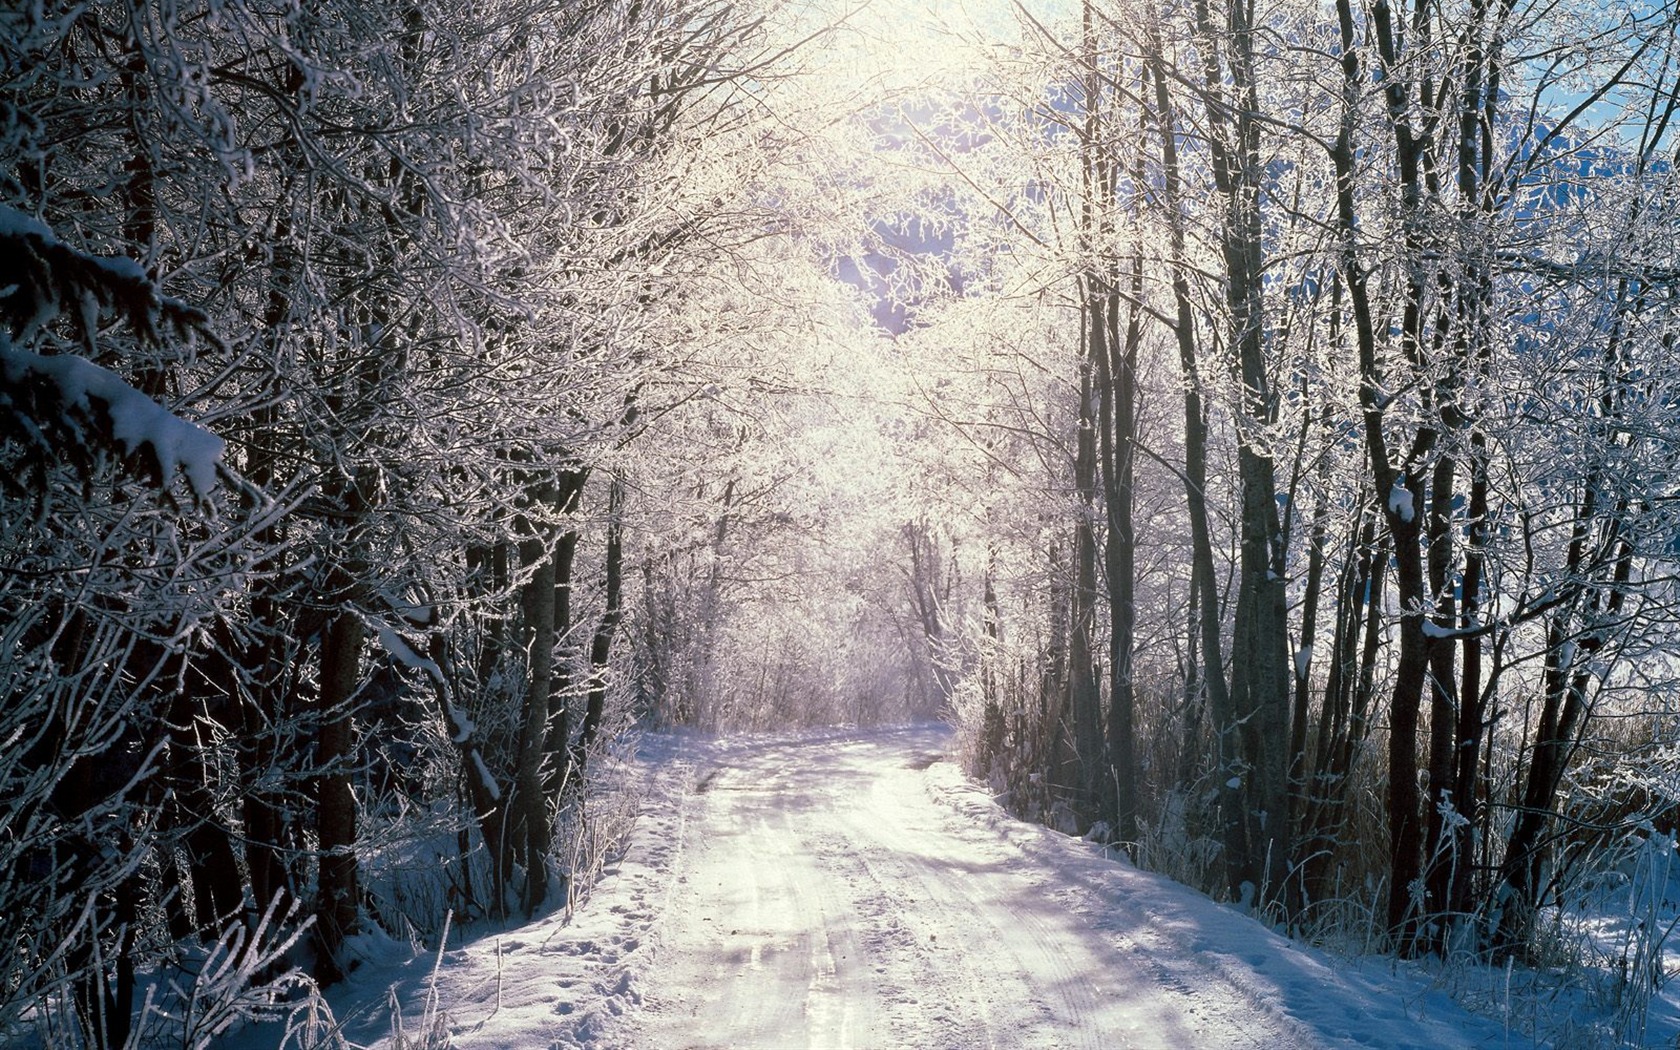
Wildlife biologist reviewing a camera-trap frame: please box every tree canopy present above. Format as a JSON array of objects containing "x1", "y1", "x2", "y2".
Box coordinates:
[{"x1": 6, "y1": 0, "x2": 1680, "y2": 1045}]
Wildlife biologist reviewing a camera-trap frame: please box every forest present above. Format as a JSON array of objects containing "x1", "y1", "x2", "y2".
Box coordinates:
[{"x1": 4, "y1": 0, "x2": 1680, "y2": 1045}]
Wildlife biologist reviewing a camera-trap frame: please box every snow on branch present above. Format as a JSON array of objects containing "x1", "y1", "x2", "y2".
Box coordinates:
[
  {"x1": 0, "y1": 204, "x2": 207, "y2": 346},
  {"x1": 0, "y1": 205, "x2": 224, "y2": 496},
  {"x1": 0, "y1": 342, "x2": 224, "y2": 496},
  {"x1": 1419, "y1": 618, "x2": 1483, "y2": 641},
  {"x1": 1386, "y1": 483, "x2": 1416, "y2": 523}
]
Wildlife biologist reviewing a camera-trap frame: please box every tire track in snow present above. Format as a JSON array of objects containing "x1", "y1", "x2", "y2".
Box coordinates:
[
  {"x1": 624, "y1": 725, "x2": 1313, "y2": 1049},
  {"x1": 231, "y1": 727, "x2": 1509, "y2": 1050},
  {"x1": 835, "y1": 764, "x2": 1096, "y2": 1048},
  {"x1": 631, "y1": 741, "x2": 881, "y2": 1048}
]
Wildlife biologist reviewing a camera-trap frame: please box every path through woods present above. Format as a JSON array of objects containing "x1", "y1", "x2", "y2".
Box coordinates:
[
  {"x1": 632, "y1": 726, "x2": 1317, "y2": 1048},
  {"x1": 285, "y1": 726, "x2": 1521, "y2": 1049},
  {"x1": 622, "y1": 726, "x2": 1511, "y2": 1048}
]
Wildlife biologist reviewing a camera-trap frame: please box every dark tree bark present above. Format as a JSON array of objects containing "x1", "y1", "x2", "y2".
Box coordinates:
[
  {"x1": 1328, "y1": 0, "x2": 1442, "y2": 948},
  {"x1": 1302, "y1": 509, "x2": 1387, "y2": 904},
  {"x1": 1492, "y1": 327, "x2": 1637, "y2": 951},
  {"x1": 1093, "y1": 243, "x2": 1141, "y2": 847},
  {"x1": 1287, "y1": 420, "x2": 1331, "y2": 869},
  {"x1": 169, "y1": 649, "x2": 246, "y2": 936},
  {"x1": 1177, "y1": 0, "x2": 1295, "y2": 906},
  {"x1": 513, "y1": 472, "x2": 560, "y2": 914},
  {"x1": 1068, "y1": 308, "x2": 1104, "y2": 823},
  {"x1": 314, "y1": 602, "x2": 364, "y2": 984},
  {"x1": 543, "y1": 466, "x2": 588, "y2": 795},
  {"x1": 1082, "y1": 14, "x2": 1142, "y2": 847},
  {"x1": 577, "y1": 473, "x2": 627, "y2": 764}
]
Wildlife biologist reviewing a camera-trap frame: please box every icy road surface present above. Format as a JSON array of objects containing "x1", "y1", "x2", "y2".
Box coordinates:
[{"x1": 294, "y1": 724, "x2": 1518, "y2": 1049}]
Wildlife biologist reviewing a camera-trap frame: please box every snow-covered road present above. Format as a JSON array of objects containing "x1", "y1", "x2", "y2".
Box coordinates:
[
  {"x1": 629, "y1": 726, "x2": 1298, "y2": 1048},
  {"x1": 617, "y1": 725, "x2": 1511, "y2": 1049},
  {"x1": 290, "y1": 724, "x2": 1521, "y2": 1049}
]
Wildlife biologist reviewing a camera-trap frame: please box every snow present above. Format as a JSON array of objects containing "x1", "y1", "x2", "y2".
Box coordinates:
[
  {"x1": 1419, "y1": 619, "x2": 1472, "y2": 640},
  {"x1": 1558, "y1": 639, "x2": 1577, "y2": 669},
  {"x1": 375, "y1": 624, "x2": 446, "y2": 685},
  {"x1": 445, "y1": 703, "x2": 476, "y2": 744},
  {"x1": 1, "y1": 341, "x2": 224, "y2": 495},
  {"x1": 0, "y1": 202, "x2": 55, "y2": 241},
  {"x1": 1294, "y1": 644, "x2": 1313, "y2": 679},
  {"x1": 1387, "y1": 483, "x2": 1415, "y2": 523},
  {"x1": 250, "y1": 725, "x2": 1538, "y2": 1049},
  {"x1": 1, "y1": 207, "x2": 213, "y2": 435},
  {"x1": 470, "y1": 752, "x2": 501, "y2": 802},
  {"x1": 89, "y1": 254, "x2": 148, "y2": 283}
]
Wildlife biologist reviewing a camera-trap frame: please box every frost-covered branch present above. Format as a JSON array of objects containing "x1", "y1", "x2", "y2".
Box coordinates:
[
  {"x1": 0, "y1": 205, "x2": 224, "y2": 496},
  {"x1": 0, "y1": 204, "x2": 206, "y2": 347}
]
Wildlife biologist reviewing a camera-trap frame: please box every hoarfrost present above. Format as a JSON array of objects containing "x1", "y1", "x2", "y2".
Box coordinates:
[
  {"x1": 471, "y1": 752, "x2": 502, "y2": 801},
  {"x1": 444, "y1": 703, "x2": 476, "y2": 744}
]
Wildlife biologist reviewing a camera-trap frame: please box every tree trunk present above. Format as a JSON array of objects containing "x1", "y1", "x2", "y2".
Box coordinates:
[
  {"x1": 1287, "y1": 448, "x2": 1330, "y2": 869},
  {"x1": 1186, "y1": 0, "x2": 1292, "y2": 905},
  {"x1": 1302, "y1": 513, "x2": 1379, "y2": 902},
  {"x1": 169, "y1": 652, "x2": 245, "y2": 935},
  {"x1": 1422, "y1": 452, "x2": 1459, "y2": 934},
  {"x1": 314, "y1": 606, "x2": 363, "y2": 985},
  {"x1": 1494, "y1": 478, "x2": 1634, "y2": 952},
  {"x1": 423, "y1": 631, "x2": 504, "y2": 920},
  {"x1": 513, "y1": 473, "x2": 559, "y2": 915},
  {"x1": 1083, "y1": 33, "x2": 1142, "y2": 846},
  {"x1": 577, "y1": 473, "x2": 626, "y2": 764},
  {"x1": 1330, "y1": 0, "x2": 1441, "y2": 948},
  {"x1": 1450, "y1": 432, "x2": 1490, "y2": 921},
  {"x1": 1094, "y1": 253, "x2": 1140, "y2": 847}
]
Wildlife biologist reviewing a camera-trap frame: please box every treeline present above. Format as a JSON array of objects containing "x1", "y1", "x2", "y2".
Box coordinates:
[
  {"x1": 11, "y1": 0, "x2": 1680, "y2": 1041},
  {"x1": 901, "y1": 0, "x2": 1680, "y2": 968},
  {"x1": 0, "y1": 1, "x2": 771, "y2": 1046}
]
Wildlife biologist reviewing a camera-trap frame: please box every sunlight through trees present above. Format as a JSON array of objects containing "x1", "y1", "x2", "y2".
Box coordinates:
[{"x1": 6, "y1": 0, "x2": 1680, "y2": 1045}]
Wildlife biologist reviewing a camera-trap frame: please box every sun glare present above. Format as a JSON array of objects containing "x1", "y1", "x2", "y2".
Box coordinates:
[{"x1": 800, "y1": 0, "x2": 1071, "y2": 90}]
